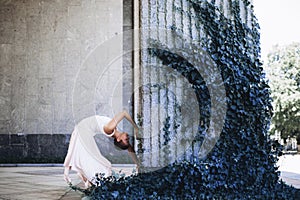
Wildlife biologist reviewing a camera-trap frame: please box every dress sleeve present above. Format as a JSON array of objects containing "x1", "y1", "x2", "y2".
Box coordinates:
[{"x1": 95, "y1": 116, "x2": 113, "y2": 135}]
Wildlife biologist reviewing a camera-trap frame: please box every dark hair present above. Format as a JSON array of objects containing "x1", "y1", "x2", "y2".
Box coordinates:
[{"x1": 114, "y1": 138, "x2": 129, "y2": 150}]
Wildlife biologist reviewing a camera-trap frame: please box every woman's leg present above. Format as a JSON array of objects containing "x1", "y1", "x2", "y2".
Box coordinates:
[
  {"x1": 63, "y1": 130, "x2": 77, "y2": 184},
  {"x1": 64, "y1": 166, "x2": 72, "y2": 184},
  {"x1": 77, "y1": 172, "x2": 87, "y2": 182},
  {"x1": 77, "y1": 172, "x2": 93, "y2": 189}
]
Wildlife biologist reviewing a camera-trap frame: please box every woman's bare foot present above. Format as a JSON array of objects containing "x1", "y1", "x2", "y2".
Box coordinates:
[
  {"x1": 64, "y1": 167, "x2": 72, "y2": 184},
  {"x1": 84, "y1": 181, "x2": 91, "y2": 189},
  {"x1": 64, "y1": 175, "x2": 72, "y2": 184}
]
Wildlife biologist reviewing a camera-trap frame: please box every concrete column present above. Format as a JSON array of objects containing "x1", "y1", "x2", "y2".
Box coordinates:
[{"x1": 138, "y1": 0, "x2": 256, "y2": 170}]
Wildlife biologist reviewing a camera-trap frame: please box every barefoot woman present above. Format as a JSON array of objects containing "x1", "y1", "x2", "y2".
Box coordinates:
[{"x1": 63, "y1": 110, "x2": 139, "y2": 187}]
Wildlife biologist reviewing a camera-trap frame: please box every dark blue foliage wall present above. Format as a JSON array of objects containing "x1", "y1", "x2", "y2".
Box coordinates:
[{"x1": 81, "y1": 1, "x2": 299, "y2": 199}]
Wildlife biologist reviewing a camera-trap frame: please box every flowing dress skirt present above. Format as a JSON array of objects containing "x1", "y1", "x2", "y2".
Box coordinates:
[{"x1": 63, "y1": 116, "x2": 112, "y2": 183}]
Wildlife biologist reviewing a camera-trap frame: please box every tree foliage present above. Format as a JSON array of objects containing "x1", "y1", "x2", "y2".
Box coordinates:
[{"x1": 264, "y1": 43, "x2": 300, "y2": 141}]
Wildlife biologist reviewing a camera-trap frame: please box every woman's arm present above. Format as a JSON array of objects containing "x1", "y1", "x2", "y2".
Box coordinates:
[
  {"x1": 104, "y1": 110, "x2": 138, "y2": 134},
  {"x1": 127, "y1": 145, "x2": 140, "y2": 172}
]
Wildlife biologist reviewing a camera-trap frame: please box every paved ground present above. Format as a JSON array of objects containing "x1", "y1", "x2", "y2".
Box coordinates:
[
  {"x1": 278, "y1": 154, "x2": 300, "y2": 189},
  {"x1": 0, "y1": 166, "x2": 80, "y2": 200},
  {"x1": 0, "y1": 156, "x2": 299, "y2": 200},
  {"x1": 0, "y1": 164, "x2": 136, "y2": 200}
]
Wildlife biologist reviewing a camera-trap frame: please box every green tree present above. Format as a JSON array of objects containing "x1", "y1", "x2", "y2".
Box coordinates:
[{"x1": 264, "y1": 43, "x2": 300, "y2": 141}]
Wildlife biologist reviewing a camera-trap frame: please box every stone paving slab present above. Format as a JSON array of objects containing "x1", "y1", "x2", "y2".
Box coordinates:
[
  {"x1": 0, "y1": 165, "x2": 136, "y2": 200},
  {"x1": 0, "y1": 167, "x2": 82, "y2": 200}
]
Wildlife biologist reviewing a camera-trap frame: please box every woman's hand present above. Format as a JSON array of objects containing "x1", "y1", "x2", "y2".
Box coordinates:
[
  {"x1": 134, "y1": 127, "x2": 141, "y2": 140},
  {"x1": 136, "y1": 164, "x2": 140, "y2": 173}
]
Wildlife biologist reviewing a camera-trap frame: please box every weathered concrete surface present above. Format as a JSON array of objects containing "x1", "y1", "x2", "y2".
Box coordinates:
[{"x1": 0, "y1": 0, "x2": 134, "y2": 163}]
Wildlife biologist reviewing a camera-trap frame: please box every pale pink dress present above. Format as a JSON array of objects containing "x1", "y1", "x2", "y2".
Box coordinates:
[{"x1": 64, "y1": 115, "x2": 113, "y2": 183}]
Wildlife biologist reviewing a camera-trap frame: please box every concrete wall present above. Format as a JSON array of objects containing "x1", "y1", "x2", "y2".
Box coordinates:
[
  {"x1": 137, "y1": 0, "x2": 255, "y2": 169},
  {"x1": 0, "y1": 0, "x2": 134, "y2": 163}
]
